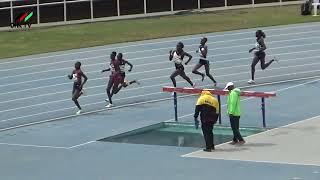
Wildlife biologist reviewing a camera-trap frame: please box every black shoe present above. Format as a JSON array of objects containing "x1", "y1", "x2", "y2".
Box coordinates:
[
  {"x1": 229, "y1": 141, "x2": 237, "y2": 145},
  {"x1": 203, "y1": 148, "x2": 212, "y2": 152}
]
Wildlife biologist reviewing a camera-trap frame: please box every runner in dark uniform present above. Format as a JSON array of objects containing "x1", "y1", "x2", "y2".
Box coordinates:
[
  {"x1": 68, "y1": 61, "x2": 88, "y2": 115},
  {"x1": 101, "y1": 51, "x2": 119, "y2": 107},
  {"x1": 192, "y1": 37, "x2": 217, "y2": 86},
  {"x1": 112, "y1": 53, "x2": 139, "y2": 95},
  {"x1": 169, "y1": 42, "x2": 195, "y2": 87},
  {"x1": 248, "y1": 30, "x2": 278, "y2": 84}
]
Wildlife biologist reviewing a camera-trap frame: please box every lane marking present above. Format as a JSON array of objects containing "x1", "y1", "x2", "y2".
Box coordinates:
[
  {"x1": 1, "y1": 23, "x2": 320, "y2": 64},
  {"x1": 1, "y1": 45, "x2": 319, "y2": 88},
  {"x1": 0, "y1": 75, "x2": 319, "y2": 130},
  {"x1": 1, "y1": 53, "x2": 319, "y2": 104},
  {"x1": 1, "y1": 38, "x2": 319, "y2": 80},
  {"x1": 1, "y1": 62, "x2": 319, "y2": 113},
  {"x1": 0, "y1": 142, "x2": 69, "y2": 149},
  {"x1": 68, "y1": 141, "x2": 96, "y2": 149},
  {"x1": 0, "y1": 30, "x2": 319, "y2": 74}
]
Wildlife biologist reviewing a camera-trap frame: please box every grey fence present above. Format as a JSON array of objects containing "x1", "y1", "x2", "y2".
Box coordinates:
[{"x1": 0, "y1": 0, "x2": 302, "y2": 27}]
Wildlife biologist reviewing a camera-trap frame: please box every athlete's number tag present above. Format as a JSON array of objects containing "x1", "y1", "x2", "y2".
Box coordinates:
[
  {"x1": 73, "y1": 74, "x2": 78, "y2": 82},
  {"x1": 254, "y1": 42, "x2": 261, "y2": 51},
  {"x1": 173, "y1": 52, "x2": 183, "y2": 64},
  {"x1": 173, "y1": 57, "x2": 182, "y2": 64}
]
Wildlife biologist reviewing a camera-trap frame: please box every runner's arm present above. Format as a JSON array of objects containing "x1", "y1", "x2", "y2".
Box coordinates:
[
  {"x1": 125, "y1": 60, "x2": 133, "y2": 72},
  {"x1": 101, "y1": 68, "x2": 111, "y2": 73},
  {"x1": 67, "y1": 71, "x2": 73, "y2": 79},
  {"x1": 249, "y1": 48, "x2": 255, "y2": 53},
  {"x1": 80, "y1": 72, "x2": 88, "y2": 89},
  {"x1": 184, "y1": 52, "x2": 192, "y2": 65},
  {"x1": 169, "y1": 50, "x2": 173, "y2": 61}
]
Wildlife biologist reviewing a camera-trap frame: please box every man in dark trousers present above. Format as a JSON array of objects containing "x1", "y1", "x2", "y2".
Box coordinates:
[
  {"x1": 194, "y1": 90, "x2": 220, "y2": 152},
  {"x1": 225, "y1": 82, "x2": 245, "y2": 145}
]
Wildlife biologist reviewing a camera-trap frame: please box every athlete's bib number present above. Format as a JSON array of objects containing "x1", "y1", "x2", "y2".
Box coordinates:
[{"x1": 73, "y1": 74, "x2": 78, "y2": 82}]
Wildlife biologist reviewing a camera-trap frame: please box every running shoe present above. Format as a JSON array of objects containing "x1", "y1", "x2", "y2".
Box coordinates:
[
  {"x1": 229, "y1": 141, "x2": 238, "y2": 145},
  {"x1": 248, "y1": 79, "x2": 255, "y2": 84},
  {"x1": 237, "y1": 141, "x2": 246, "y2": 145},
  {"x1": 106, "y1": 103, "x2": 113, "y2": 108},
  {"x1": 214, "y1": 82, "x2": 217, "y2": 87},
  {"x1": 76, "y1": 110, "x2": 82, "y2": 115}
]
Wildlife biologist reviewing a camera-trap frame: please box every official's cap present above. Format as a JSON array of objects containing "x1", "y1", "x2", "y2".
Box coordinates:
[{"x1": 224, "y1": 82, "x2": 234, "y2": 90}]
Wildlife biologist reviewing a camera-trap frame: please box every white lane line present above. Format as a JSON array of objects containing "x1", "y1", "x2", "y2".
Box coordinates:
[
  {"x1": 1, "y1": 23, "x2": 319, "y2": 65},
  {"x1": 1, "y1": 61, "x2": 319, "y2": 113},
  {"x1": 0, "y1": 31, "x2": 320, "y2": 77},
  {"x1": 1, "y1": 71, "x2": 319, "y2": 124},
  {"x1": 0, "y1": 75, "x2": 318, "y2": 133},
  {"x1": 0, "y1": 42, "x2": 319, "y2": 87},
  {"x1": 68, "y1": 141, "x2": 96, "y2": 149},
  {"x1": 0, "y1": 142, "x2": 69, "y2": 149},
  {"x1": 0, "y1": 47, "x2": 319, "y2": 95},
  {"x1": 0, "y1": 97, "x2": 174, "y2": 132},
  {"x1": 64, "y1": 78, "x2": 320, "y2": 150},
  {"x1": 1, "y1": 53, "x2": 319, "y2": 104}
]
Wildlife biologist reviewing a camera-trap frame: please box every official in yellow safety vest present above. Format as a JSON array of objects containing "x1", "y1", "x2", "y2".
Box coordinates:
[{"x1": 194, "y1": 90, "x2": 220, "y2": 152}]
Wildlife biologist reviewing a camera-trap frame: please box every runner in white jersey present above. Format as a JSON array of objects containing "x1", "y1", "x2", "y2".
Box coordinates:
[
  {"x1": 248, "y1": 30, "x2": 278, "y2": 84},
  {"x1": 192, "y1": 37, "x2": 217, "y2": 86},
  {"x1": 169, "y1": 42, "x2": 195, "y2": 87}
]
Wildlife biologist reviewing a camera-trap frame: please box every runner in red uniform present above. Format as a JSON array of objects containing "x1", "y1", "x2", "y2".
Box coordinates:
[
  {"x1": 101, "y1": 51, "x2": 120, "y2": 107},
  {"x1": 68, "y1": 61, "x2": 88, "y2": 115},
  {"x1": 112, "y1": 53, "x2": 139, "y2": 96}
]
